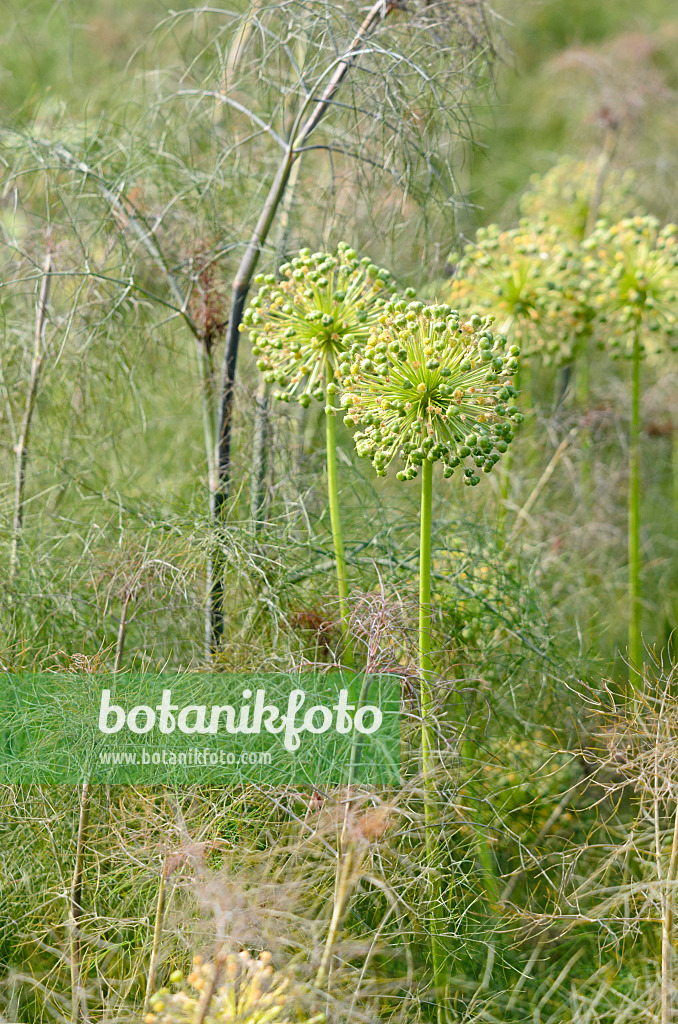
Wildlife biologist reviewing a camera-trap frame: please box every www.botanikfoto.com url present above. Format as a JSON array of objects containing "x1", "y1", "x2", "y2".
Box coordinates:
[{"x1": 98, "y1": 748, "x2": 273, "y2": 767}]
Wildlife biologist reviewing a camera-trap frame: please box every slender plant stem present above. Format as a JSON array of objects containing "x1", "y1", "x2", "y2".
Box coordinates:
[
  {"x1": 419, "y1": 461, "x2": 434, "y2": 729},
  {"x1": 10, "y1": 252, "x2": 52, "y2": 582},
  {"x1": 662, "y1": 795, "x2": 678, "y2": 1024},
  {"x1": 628, "y1": 327, "x2": 642, "y2": 687},
  {"x1": 249, "y1": 377, "x2": 270, "y2": 530},
  {"x1": 70, "y1": 781, "x2": 91, "y2": 1024},
  {"x1": 113, "y1": 591, "x2": 133, "y2": 675},
  {"x1": 325, "y1": 372, "x2": 352, "y2": 666},
  {"x1": 315, "y1": 842, "x2": 356, "y2": 991},
  {"x1": 196, "y1": 953, "x2": 226, "y2": 1024},
  {"x1": 419, "y1": 459, "x2": 446, "y2": 1020},
  {"x1": 144, "y1": 861, "x2": 167, "y2": 1013}
]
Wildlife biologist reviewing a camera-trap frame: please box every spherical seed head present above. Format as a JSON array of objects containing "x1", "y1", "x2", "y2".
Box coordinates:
[
  {"x1": 583, "y1": 216, "x2": 678, "y2": 355},
  {"x1": 242, "y1": 243, "x2": 399, "y2": 404},
  {"x1": 149, "y1": 951, "x2": 290, "y2": 1024},
  {"x1": 448, "y1": 222, "x2": 569, "y2": 364},
  {"x1": 343, "y1": 304, "x2": 521, "y2": 481}
]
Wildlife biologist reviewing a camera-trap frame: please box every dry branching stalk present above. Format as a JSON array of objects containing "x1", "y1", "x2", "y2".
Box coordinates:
[{"x1": 9, "y1": 250, "x2": 52, "y2": 582}]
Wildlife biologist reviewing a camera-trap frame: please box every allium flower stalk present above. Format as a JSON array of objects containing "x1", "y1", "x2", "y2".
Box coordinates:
[
  {"x1": 242, "y1": 244, "x2": 403, "y2": 664},
  {"x1": 341, "y1": 300, "x2": 521, "y2": 1002},
  {"x1": 584, "y1": 216, "x2": 678, "y2": 687}
]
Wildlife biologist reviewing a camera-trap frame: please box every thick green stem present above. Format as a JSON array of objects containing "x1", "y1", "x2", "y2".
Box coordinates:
[
  {"x1": 325, "y1": 373, "x2": 352, "y2": 666},
  {"x1": 419, "y1": 459, "x2": 446, "y2": 1019},
  {"x1": 628, "y1": 329, "x2": 642, "y2": 687},
  {"x1": 419, "y1": 461, "x2": 434, "y2": 720}
]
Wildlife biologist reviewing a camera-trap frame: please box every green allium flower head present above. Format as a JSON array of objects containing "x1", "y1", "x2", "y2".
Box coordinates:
[
  {"x1": 536, "y1": 238, "x2": 601, "y2": 353},
  {"x1": 340, "y1": 302, "x2": 522, "y2": 483},
  {"x1": 584, "y1": 216, "x2": 678, "y2": 356},
  {"x1": 145, "y1": 951, "x2": 291, "y2": 1024},
  {"x1": 448, "y1": 222, "x2": 566, "y2": 363},
  {"x1": 242, "y1": 243, "x2": 405, "y2": 405}
]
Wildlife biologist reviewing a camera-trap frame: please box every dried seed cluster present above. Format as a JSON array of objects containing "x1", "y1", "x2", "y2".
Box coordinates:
[
  {"x1": 242, "y1": 242, "x2": 406, "y2": 405},
  {"x1": 144, "y1": 951, "x2": 290, "y2": 1024},
  {"x1": 338, "y1": 302, "x2": 522, "y2": 483}
]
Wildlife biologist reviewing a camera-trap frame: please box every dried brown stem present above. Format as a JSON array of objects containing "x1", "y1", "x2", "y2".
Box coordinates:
[
  {"x1": 113, "y1": 591, "x2": 133, "y2": 675},
  {"x1": 9, "y1": 252, "x2": 52, "y2": 581},
  {"x1": 69, "y1": 781, "x2": 91, "y2": 1024}
]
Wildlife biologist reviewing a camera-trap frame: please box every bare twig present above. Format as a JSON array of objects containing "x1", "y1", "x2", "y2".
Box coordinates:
[
  {"x1": 9, "y1": 251, "x2": 52, "y2": 581},
  {"x1": 113, "y1": 591, "x2": 133, "y2": 676},
  {"x1": 69, "y1": 781, "x2": 91, "y2": 1024}
]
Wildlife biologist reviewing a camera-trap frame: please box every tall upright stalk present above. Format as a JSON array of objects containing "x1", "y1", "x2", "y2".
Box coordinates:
[
  {"x1": 10, "y1": 252, "x2": 52, "y2": 582},
  {"x1": 660, "y1": 796, "x2": 678, "y2": 1024},
  {"x1": 343, "y1": 307, "x2": 521, "y2": 1009},
  {"x1": 249, "y1": 377, "x2": 269, "y2": 531},
  {"x1": 419, "y1": 459, "x2": 446, "y2": 1020},
  {"x1": 628, "y1": 326, "x2": 642, "y2": 687},
  {"x1": 325, "y1": 372, "x2": 352, "y2": 667},
  {"x1": 70, "y1": 781, "x2": 90, "y2": 1024}
]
